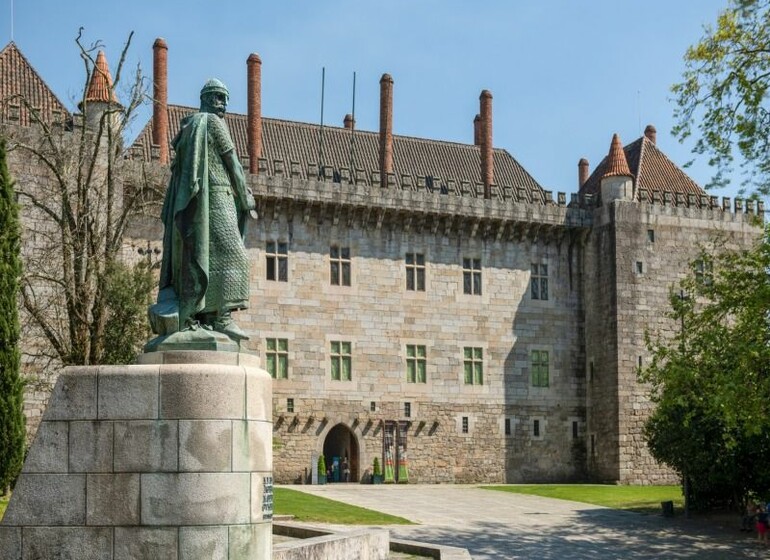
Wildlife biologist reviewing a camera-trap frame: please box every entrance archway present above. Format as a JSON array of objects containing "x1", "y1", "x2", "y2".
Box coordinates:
[{"x1": 323, "y1": 424, "x2": 359, "y2": 482}]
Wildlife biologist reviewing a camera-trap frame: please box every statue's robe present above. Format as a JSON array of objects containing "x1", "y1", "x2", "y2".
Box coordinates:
[{"x1": 151, "y1": 112, "x2": 249, "y2": 335}]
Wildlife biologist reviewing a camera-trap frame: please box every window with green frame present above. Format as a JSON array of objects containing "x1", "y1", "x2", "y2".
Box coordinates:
[
  {"x1": 463, "y1": 347, "x2": 483, "y2": 385},
  {"x1": 330, "y1": 341, "x2": 352, "y2": 381},
  {"x1": 266, "y1": 338, "x2": 289, "y2": 379},
  {"x1": 406, "y1": 344, "x2": 426, "y2": 383},
  {"x1": 531, "y1": 349, "x2": 549, "y2": 387}
]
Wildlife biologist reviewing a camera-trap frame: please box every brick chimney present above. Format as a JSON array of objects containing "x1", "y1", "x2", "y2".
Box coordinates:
[
  {"x1": 344, "y1": 114, "x2": 355, "y2": 130},
  {"x1": 247, "y1": 53, "x2": 262, "y2": 175},
  {"x1": 152, "y1": 38, "x2": 169, "y2": 165},
  {"x1": 578, "y1": 158, "x2": 589, "y2": 188},
  {"x1": 644, "y1": 124, "x2": 657, "y2": 145},
  {"x1": 479, "y1": 90, "x2": 493, "y2": 198},
  {"x1": 379, "y1": 74, "x2": 394, "y2": 188},
  {"x1": 473, "y1": 114, "x2": 481, "y2": 146}
]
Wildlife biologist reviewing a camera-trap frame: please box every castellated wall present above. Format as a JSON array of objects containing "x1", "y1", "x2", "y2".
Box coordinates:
[
  {"x1": 584, "y1": 198, "x2": 761, "y2": 485},
  {"x1": 246, "y1": 174, "x2": 589, "y2": 484}
]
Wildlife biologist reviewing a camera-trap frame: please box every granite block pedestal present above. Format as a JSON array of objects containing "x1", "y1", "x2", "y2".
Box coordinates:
[{"x1": 1, "y1": 351, "x2": 272, "y2": 560}]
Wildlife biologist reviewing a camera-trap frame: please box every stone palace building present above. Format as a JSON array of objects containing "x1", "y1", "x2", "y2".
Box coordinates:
[{"x1": 1, "y1": 38, "x2": 762, "y2": 485}]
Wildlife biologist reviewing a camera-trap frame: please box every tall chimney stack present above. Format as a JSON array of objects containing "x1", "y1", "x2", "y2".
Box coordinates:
[
  {"x1": 152, "y1": 38, "x2": 169, "y2": 164},
  {"x1": 473, "y1": 114, "x2": 481, "y2": 146},
  {"x1": 344, "y1": 114, "x2": 355, "y2": 130},
  {"x1": 578, "y1": 158, "x2": 590, "y2": 188},
  {"x1": 379, "y1": 73, "x2": 394, "y2": 188},
  {"x1": 479, "y1": 90, "x2": 494, "y2": 198},
  {"x1": 644, "y1": 124, "x2": 657, "y2": 145},
  {"x1": 247, "y1": 53, "x2": 262, "y2": 175}
]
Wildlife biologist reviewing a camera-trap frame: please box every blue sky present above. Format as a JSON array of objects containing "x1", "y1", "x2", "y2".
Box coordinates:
[{"x1": 3, "y1": 0, "x2": 744, "y2": 199}]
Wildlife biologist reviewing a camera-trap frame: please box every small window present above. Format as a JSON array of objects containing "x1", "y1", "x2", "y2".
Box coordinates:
[
  {"x1": 330, "y1": 341, "x2": 352, "y2": 381},
  {"x1": 406, "y1": 252, "x2": 426, "y2": 291},
  {"x1": 462, "y1": 416, "x2": 469, "y2": 434},
  {"x1": 647, "y1": 229, "x2": 655, "y2": 243},
  {"x1": 533, "y1": 419, "x2": 540, "y2": 438},
  {"x1": 266, "y1": 241, "x2": 288, "y2": 282},
  {"x1": 531, "y1": 263, "x2": 549, "y2": 300},
  {"x1": 591, "y1": 434, "x2": 596, "y2": 455},
  {"x1": 266, "y1": 338, "x2": 289, "y2": 379},
  {"x1": 330, "y1": 246, "x2": 351, "y2": 286},
  {"x1": 695, "y1": 257, "x2": 713, "y2": 286},
  {"x1": 572, "y1": 421, "x2": 578, "y2": 439},
  {"x1": 406, "y1": 345, "x2": 427, "y2": 383},
  {"x1": 287, "y1": 398, "x2": 294, "y2": 413},
  {"x1": 531, "y1": 350, "x2": 549, "y2": 387},
  {"x1": 589, "y1": 360, "x2": 595, "y2": 382},
  {"x1": 635, "y1": 261, "x2": 644, "y2": 274},
  {"x1": 8, "y1": 104, "x2": 20, "y2": 122},
  {"x1": 462, "y1": 257, "x2": 482, "y2": 295},
  {"x1": 638, "y1": 356, "x2": 643, "y2": 368},
  {"x1": 370, "y1": 401, "x2": 376, "y2": 412},
  {"x1": 404, "y1": 402, "x2": 411, "y2": 418},
  {"x1": 504, "y1": 418, "x2": 511, "y2": 436},
  {"x1": 463, "y1": 347, "x2": 484, "y2": 385}
]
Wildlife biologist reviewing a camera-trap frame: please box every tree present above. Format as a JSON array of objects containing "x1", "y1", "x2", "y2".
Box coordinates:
[
  {"x1": 1, "y1": 30, "x2": 162, "y2": 370},
  {"x1": 0, "y1": 138, "x2": 26, "y2": 495},
  {"x1": 672, "y1": 0, "x2": 770, "y2": 194},
  {"x1": 640, "y1": 229, "x2": 770, "y2": 509}
]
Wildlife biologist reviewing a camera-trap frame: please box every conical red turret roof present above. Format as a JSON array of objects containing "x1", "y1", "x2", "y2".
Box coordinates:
[
  {"x1": 84, "y1": 50, "x2": 118, "y2": 104},
  {"x1": 602, "y1": 133, "x2": 632, "y2": 179}
]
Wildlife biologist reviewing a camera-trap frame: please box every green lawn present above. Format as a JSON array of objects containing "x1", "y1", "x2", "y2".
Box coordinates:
[
  {"x1": 274, "y1": 487, "x2": 412, "y2": 525},
  {"x1": 482, "y1": 484, "x2": 684, "y2": 514},
  {"x1": 0, "y1": 494, "x2": 8, "y2": 521}
]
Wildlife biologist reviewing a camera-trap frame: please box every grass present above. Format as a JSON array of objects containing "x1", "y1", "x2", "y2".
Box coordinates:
[
  {"x1": 0, "y1": 494, "x2": 8, "y2": 521},
  {"x1": 482, "y1": 484, "x2": 684, "y2": 514},
  {"x1": 274, "y1": 487, "x2": 412, "y2": 525}
]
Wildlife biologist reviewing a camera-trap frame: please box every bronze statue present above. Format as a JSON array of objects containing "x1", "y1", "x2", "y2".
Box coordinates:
[{"x1": 147, "y1": 79, "x2": 255, "y2": 351}]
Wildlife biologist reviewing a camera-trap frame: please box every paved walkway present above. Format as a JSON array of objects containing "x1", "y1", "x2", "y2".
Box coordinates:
[{"x1": 285, "y1": 484, "x2": 769, "y2": 559}]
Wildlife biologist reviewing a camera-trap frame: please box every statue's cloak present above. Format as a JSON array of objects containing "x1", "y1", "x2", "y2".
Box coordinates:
[{"x1": 156, "y1": 112, "x2": 211, "y2": 331}]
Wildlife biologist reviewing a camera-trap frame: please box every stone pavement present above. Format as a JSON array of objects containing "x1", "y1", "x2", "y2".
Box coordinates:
[{"x1": 285, "y1": 484, "x2": 769, "y2": 559}]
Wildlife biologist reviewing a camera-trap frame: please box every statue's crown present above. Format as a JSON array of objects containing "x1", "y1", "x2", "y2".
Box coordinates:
[{"x1": 200, "y1": 78, "x2": 229, "y2": 99}]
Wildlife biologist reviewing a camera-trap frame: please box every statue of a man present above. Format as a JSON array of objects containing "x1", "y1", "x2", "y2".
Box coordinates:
[{"x1": 148, "y1": 79, "x2": 254, "y2": 346}]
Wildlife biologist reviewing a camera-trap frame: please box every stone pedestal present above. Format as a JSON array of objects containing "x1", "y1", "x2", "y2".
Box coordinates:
[{"x1": 0, "y1": 351, "x2": 272, "y2": 560}]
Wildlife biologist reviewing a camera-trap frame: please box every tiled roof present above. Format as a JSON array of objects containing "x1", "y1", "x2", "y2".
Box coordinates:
[
  {"x1": 580, "y1": 135, "x2": 706, "y2": 201},
  {"x1": 0, "y1": 42, "x2": 70, "y2": 126},
  {"x1": 131, "y1": 105, "x2": 545, "y2": 196},
  {"x1": 602, "y1": 134, "x2": 632, "y2": 179},
  {"x1": 83, "y1": 51, "x2": 118, "y2": 105}
]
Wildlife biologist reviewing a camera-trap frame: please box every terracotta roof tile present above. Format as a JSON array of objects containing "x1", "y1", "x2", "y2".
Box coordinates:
[
  {"x1": 83, "y1": 50, "x2": 118, "y2": 105},
  {"x1": 0, "y1": 42, "x2": 70, "y2": 126},
  {"x1": 580, "y1": 135, "x2": 706, "y2": 201},
  {"x1": 131, "y1": 104, "x2": 545, "y2": 196},
  {"x1": 602, "y1": 134, "x2": 632, "y2": 179}
]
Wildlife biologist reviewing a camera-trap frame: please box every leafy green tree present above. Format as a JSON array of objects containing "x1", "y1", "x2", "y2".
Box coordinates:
[
  {"x1": 0, "y1": 138, "x2": 26, "y2": 495},
  {"x1": 641, "y1": 229, "x2": 770, "y2": 509},
  {"x1": 673, "y1": 0, "x2": 770, "y2": 194}
]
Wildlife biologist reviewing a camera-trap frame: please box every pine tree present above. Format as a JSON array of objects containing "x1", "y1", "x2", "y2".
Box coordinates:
[{"x1": 0, "y1": 138, "x2": 26, "y2": 495}]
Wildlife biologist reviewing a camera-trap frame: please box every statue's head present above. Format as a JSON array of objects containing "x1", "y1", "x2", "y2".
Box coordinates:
[{"x1": 200, "y1": 78, "x2": 229, "y2": 117}]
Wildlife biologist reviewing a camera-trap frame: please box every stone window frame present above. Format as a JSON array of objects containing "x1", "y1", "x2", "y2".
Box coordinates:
[
  {"x1": 286, "y1": 398, "x2": 294, "y2": 413},
  {"x1": 462, "y1": 257, "x2": 482, "y2": 295},
  {"x1": 404, "y1": 402, "x2": 412, "y2": 418},
  {"x1": 330, "y1": 340, "x2": 352, "y2": 381},
  {"x1": 695, "y1": 256, "x2": 714, "y2": 286},
  {"x1": 457, "y1": 414, "x2": 475, "y2": 436},
  {"x1": 405, "y1": 344, "x2": 427, "y2": 384},
  {"x1": 530, "y1": 262, "x2": 549, "y2": 301},
  {"x1": 531, "y1": 349, "x2": 550, "y2": 388},
  {"x1": 647, "y1": 229, "x2": 655, "y2": 243},
  {"x1": 463, "y1": 346, "x2": 484, "y2": 385},
  {"x1": 330, "y1": 245, "x2": 352, "y2": 286},
  {"x1": 531, "y1": 415, "x2": 546, "y2": 441},
  {"x1": 461, "y1": 416, "x2": 469, "y2": 433},
  {"x1": 266, "y1": 240, "x2": 289, "y2": 282},
  {"x1": 265, "y1": 337, "x2": 289, "y2": 379},
  {"x1": 405, "y1": 252, "x2": 426, "y2": 292}
]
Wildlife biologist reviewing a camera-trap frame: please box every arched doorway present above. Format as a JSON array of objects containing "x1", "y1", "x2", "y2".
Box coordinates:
[{"x1": 323, "y1": 424, "x2": 359, "y2": 482}]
